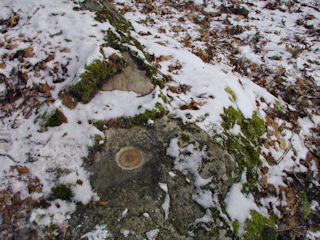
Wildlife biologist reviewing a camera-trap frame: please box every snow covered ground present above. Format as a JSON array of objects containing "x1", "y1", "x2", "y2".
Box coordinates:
[{"x1": 0, "y1": 0, "x2": 319, "y2": 239}]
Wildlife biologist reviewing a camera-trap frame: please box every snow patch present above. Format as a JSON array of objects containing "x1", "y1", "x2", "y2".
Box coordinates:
[{"x1": 81, "y1": 225, "x2": 112, "y2": 240}]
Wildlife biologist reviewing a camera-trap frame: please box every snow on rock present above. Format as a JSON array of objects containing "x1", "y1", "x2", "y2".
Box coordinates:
[
  {"x1": 194, "y1": 209, "x2": 214, "y2": 225},
  {"x1": 81, "y1": 224, "x2": 112, "y2": 240},
  {"x1": 167, "y1": 138, "x2": 214, "y2": 209},
  {"x1": 225, "y1": 171, "x2": 268, "y2": 233},
  {"x1": 167, "y1": 138, "x2": 211, "y2": 188},
  {"x1": 159, "y1": 182, "x2": 170, "y2": 220},
  {"x1": 146, "y1": 229, "x2": 160, "y2": 240},
  {"x1": 225, "y1": 182, "x2": 259, "y2": 224}
]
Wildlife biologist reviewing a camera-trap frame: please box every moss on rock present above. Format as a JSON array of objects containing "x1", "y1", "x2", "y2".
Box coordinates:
[
  {"x1": 105, "y1": 30, "x2": 160, "y2": 81},
  {"x1": 129, "y1": 103, "x2": 167, "y2": 125},
  {"x1": 81, "y1": 0, "x2": 132, "y2": 33},
  {"x1": 221, "y1": 106, "x2": 265, "y2": 143},
  {"x1": 220, "y1": 106, "x2": 265, "y2": 189},
  {"x1": 68, "y1": 54, "x2": 126, "y2": 103},
  {"x1": 244, "y1": 211, "x2": 277, "y2": 240},
  {"x1": 45, "y1": 108, "x2": 67, "y2": 127}
]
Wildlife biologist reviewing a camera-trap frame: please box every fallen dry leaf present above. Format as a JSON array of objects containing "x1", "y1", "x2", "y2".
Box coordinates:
[
  {"x1": 24, "y1": 47, "x2": 34, "y2": 58},
  {"x1": 0, "y1": 62, "x2": 6, "y2": 69},
  {"x1": 155, "y1": 41, "x2": 167, "y2": 46},
  {"x1": 279, "y1": 138, "x2": 286, "y2": 151},
  {"x1": 9, "y1": 13, "x2": 20, "y2": 27},
  {"x1": 98, "y1": 201, "x2": 110, "y2": 207}
]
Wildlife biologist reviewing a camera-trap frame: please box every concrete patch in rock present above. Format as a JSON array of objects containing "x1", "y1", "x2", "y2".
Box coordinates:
[{"x1": 116, "y1": 146, "x2": 145, "y2": 170}]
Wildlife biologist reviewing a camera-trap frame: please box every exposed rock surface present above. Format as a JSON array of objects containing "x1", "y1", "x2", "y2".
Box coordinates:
[
  {"x1": 66, "y1": 117, "x2": 240, "y2": 239},
  {"x1": 101, "y1": 53, "x2": 155, "y2": 95}
]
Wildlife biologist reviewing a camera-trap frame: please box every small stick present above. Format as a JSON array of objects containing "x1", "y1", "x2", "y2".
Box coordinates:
[
  {"x1": 277, "y1": 142, "x2": 292, "y2": 163},
  {"x1": 0, "y1": 153, "x2": 17, "y2": 163}
]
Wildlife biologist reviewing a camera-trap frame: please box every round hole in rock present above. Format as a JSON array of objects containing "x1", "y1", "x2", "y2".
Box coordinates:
[{"x1": 115, "y1": 146, "x2": 144, "y2": 170}]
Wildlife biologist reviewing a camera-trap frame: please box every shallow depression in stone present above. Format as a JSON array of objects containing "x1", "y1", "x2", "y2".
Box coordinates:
[{"x1": 116, "y1": 146, "x2": 144, "y2": 170}]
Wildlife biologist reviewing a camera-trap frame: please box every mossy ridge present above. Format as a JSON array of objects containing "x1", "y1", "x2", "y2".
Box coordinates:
[
  {"x1": 95, "y1": 3, "x2": 133, "y2": 33},
  {"x1": 80, "y1": 0, "x2": 132, "y2": 33},
  {"x1": 243, "y1": 210, "x2": 278, "y2": 240},
  {"x1": 44, "y1": 108, "x2": 67, "y2": 127},
  {"x1": 129, "y1": 103, "x2": 168, "y2": 125},
  {"x1": 105, "y1": 30, "x2": 162, "y2": 84},
  {"x1": 68, "y1": 54, "x2": 127, "y2": 103}
]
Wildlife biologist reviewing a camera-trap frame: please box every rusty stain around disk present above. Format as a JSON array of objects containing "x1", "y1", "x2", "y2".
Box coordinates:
[{"x1": 115, "y1": 146, "x2": 144, "y2": 170}]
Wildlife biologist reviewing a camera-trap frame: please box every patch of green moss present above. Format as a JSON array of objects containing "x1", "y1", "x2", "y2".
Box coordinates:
[
  {"x1": 144, "y1": 63, "x2": 158, "y2": 78},
  {"x1": 45, "y1": 108, "x2": 67, "y2": 127},
  {"x1": 221, "y1": 107, "x2": 265, "y2": 143},
  {"x1": 69, "y1": 54, "x2": 126, "y2": 103},
  {"x1": 243, "y1": 112, "x2": 266, "y2": 141},
  {"x1": 129, "y1": 103, "x2": 167, "y2": 125},
  {"x1": 225, "y1": 87, "x2": 237, "y2": 102},
  {"x1": 220, "y1": 107, "x2": 265, "y2": 189},
  {"x1": 158, "y1": 91, "x2": 167, "y2": 103},
  {"x1": 232, "y1": 220, "x2": 239, "y2": 234},
  {"x1": 155, "y1": 79, "x2": 165, "y2": 89},
  {"x1": 273, "y1": 99, "x2": 285, "y2": 112},
  {"x1": 300, "y1": 191, "x2": 311, "y2": 219},
  {"x1": 244, "y1": 211, "x2": 277, "y2": 240},
  {"x1": 93, "y1": 120, "x2": 107, "y2": 131},
  {"x1": 223, "y1": 134, "x2": 261, "y2": 188},
  {"x1": 219, "y1": 107, "x2": 273, "y2": 237},
  {"x1": 221, "y1": 106, "x2": 242, "y2": 130},
  {"x1": 180, "y1": 133, "x2": 190, "y2": 143},
  {"x1": 91, "y1": 135, "x2": 106, "y2": 152},
  {"x1": 185, "y1": 113, "x2": 193, "y2": 120},
  {"x1": 51, "y1": 184, "x2": 72, "y2": 201}
]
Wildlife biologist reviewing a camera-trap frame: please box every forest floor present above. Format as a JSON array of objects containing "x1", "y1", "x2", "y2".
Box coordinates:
[{"x1": 0, "y1": 0, "x2": 319, "y2": 239}]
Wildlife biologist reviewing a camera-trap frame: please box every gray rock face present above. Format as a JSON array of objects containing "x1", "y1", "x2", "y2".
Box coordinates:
[
  {"x1": 101, "y1": 53, "x2": 155, "y2": 96},
  {"x1": 66, "y1": 117, "x2": 240, "y2": 239}
]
